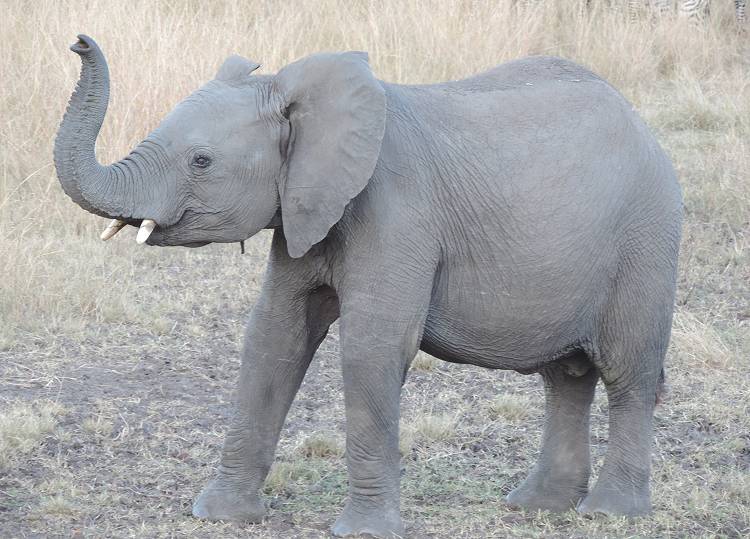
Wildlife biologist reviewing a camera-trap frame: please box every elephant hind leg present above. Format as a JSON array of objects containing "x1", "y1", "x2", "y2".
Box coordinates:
[
  {"x1": 578, "y1": 257, "x2": 676, "y2": 517},
  {"x1": 506, "y1": 361, "x2": 598, "y2": 512},
  {"x1": 578, "y1": 338, "x2": 667, "y2": 516}
]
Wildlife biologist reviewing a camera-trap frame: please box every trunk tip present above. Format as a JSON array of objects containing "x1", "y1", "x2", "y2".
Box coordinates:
[{"x1": 70, "y1": 34, "x2": 96, "y2": 55}]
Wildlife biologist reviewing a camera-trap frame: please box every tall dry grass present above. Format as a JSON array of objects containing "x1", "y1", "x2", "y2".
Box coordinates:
[{"x1": 1, "y1": 0, "x2": 747, "y2": 356}]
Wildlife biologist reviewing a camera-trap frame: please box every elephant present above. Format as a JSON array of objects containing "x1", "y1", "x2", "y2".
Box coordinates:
[{"x1": 55, "y1": 35, "x2": 682, "y2": 538}]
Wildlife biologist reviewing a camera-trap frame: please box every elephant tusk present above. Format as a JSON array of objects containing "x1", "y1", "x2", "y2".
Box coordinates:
[
  {"x1": 136, "y1": 219, "x2": 156, "y2": 244},
  {"x1": 100, "y1": 219, "x2": 127, "y2": 241}
]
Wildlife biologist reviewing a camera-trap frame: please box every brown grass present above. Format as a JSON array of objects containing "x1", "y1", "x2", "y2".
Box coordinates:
[
  {"x1": 1, "y1": 0, "x2": 748, "y2": 537},
  {"x1": 298, "y1": 434, "x2": 344, "y2": 459},
  {"x1": 0, "y1": 401, "x2": 65, "y2": 472},
  {"x1": 486, "y1": 395, "x2": 535, "y2": 422}
]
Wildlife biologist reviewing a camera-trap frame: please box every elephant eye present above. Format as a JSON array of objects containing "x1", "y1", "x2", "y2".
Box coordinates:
[{"x1": 192, "y1": 154, "x2": 212, "y2": 169}]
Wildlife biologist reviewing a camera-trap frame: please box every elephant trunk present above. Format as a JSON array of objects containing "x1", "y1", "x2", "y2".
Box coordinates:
[{"x1": 54, "y1": 35, "x2": 167, "y2": 239}]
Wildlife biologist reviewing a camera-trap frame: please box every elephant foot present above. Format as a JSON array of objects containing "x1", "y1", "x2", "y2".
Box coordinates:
[
  {"x1": 192, "y1": 478, "x2": 266, "y2": 523},
  {"x1": 577, "y1": 482, "x2": 650, "y2": 517},
  {"x1": 331, "y1": 502, "x2": 404, "y2": 538},
  {"x1": 506, "y1": 472, "x2": 588, "y2": 512}
]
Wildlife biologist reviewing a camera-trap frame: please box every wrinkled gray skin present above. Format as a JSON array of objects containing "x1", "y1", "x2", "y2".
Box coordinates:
[{"x1": 55, "y1": 35, "x2": 682, "y2": 538}]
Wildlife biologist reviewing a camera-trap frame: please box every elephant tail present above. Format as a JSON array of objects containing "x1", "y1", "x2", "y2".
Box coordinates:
[{"x1": 655, "y1": 368, "x2": 667, "y2": 406}]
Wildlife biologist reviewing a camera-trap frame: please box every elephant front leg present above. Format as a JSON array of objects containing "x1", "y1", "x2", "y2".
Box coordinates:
[
  {"x1": 331, "y1": 299, "x2": 426, "y2": 538},
  {"x1": 507, "y1": 363, "x2": 598, "y2": 512},
  {"x1": 192, "y1": 286, "x2": 338, "y2": 523}
]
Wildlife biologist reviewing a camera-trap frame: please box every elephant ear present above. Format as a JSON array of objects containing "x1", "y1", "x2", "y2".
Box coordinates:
[
  {"x1": 274, "y1": 52, "x2": 386, "y2": 258},
  {"x1": 215, "y1": 55, "x2": 260, "y2": 82}
]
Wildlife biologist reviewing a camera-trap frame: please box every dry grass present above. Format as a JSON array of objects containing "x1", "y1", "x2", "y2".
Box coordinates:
[
  {"x1": 486, "y1": 395, "x2": 534, "y2": 422},
  {"x1": 411, "y1": 413, "x2": 459, "y2": 443},
  {"x1": 410, "y1": 352, "x2": 441, "y2": 372},
  {"x1": 81, "y1": 414, "x2": 115, "y2": 439},
  {"x1": 298, "y1": 434, "x2": 344, "y2": 459},
  {"x1": 264, "y1": 460, "x2": 322, "y2": 496},
  {"x1": 0, "y1": 0, "x2": 748, "y2": 537},
  {"x1": 0, "y1": 401, "x2": 64, "y2": 472}
]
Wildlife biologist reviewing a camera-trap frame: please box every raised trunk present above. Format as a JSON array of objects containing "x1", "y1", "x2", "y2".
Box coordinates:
[{"x1": 54, "y1": 35, "x2": 164, "y2": 222}]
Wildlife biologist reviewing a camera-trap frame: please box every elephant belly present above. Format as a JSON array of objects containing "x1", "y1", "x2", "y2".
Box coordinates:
[
  {"x1": 420, "y1": 268, "x2": 599, "y2": 373},
  {"x1": 421, "y1": 307, "x2": 574, "y2": 372}
]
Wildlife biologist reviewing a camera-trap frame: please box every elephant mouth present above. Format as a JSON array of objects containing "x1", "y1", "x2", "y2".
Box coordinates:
[
  {"x1": 143, "y1": 220, "x2": 210, "y2": 248},
  {"x1": 148, "y1": 227, "x2": 210, "y2": 248},
  {"x1": 98, "y1": 210, "x2": 219, "y2": 249},
  {"x1": 144, "y1": 209, "x2": 211, "y2": 247},
  {"x1": 97, "y1": 217, "x2": 194, "y2": 246}
]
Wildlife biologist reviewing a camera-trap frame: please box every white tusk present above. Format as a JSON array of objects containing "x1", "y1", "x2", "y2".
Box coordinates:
[
  {"x1": 101, "y1": 219, "x2": 126, "y2": 241},
  {"x1": 136, "y1": 219, "x2": 156, "y2": 244}
]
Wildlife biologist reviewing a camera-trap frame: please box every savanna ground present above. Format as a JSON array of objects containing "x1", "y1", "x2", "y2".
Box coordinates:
[{"x1": 1, "y1": 1, "x2": 748, "y2": 537}]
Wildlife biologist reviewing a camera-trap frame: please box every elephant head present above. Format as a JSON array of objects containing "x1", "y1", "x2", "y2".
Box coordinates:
[{"x1": 54, "y1": 35, "x2": 386, "y2": 257}]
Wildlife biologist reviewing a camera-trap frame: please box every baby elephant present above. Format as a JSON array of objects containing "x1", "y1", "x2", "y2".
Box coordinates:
[{"x1": 55, "y1": 35, "x2": 681, "y2": 538}]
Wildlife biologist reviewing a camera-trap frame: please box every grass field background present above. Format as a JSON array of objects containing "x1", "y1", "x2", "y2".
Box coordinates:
[{"x1": 1, "y1": 1, "x2": 748, "y2": 537}]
